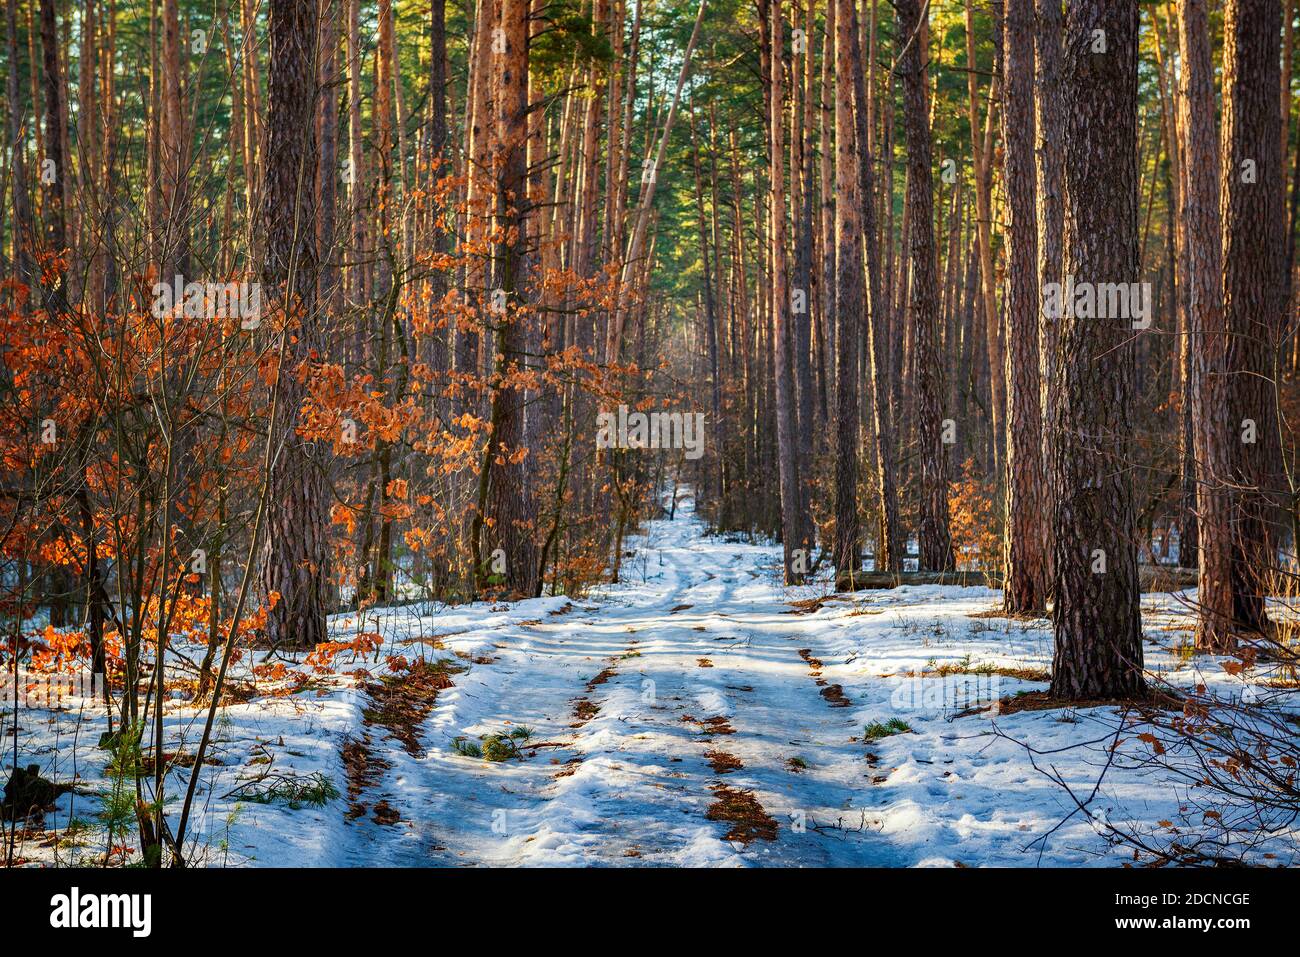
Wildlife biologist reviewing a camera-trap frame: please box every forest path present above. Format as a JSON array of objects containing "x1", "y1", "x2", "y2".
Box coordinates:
[{"x1": 342, "y1": 491, "x2": 903, "y2": 866}]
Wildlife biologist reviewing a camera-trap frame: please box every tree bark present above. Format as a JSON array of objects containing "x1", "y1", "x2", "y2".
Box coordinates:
[
  {"x1": 852, "y1": 0, "x2": 900, "y2": 572},
  {"x1": 317, "y1": 0, "x2": 339, "y2": 309},
  {"x1": 1002, "y1": 0, "x2": 1047, "y2": 611},
  {"x1": 5, "y1": 0, "x2": 34, "y2": 286},
  {"x1": 1049, "y1": 0, "x2": 1145, "y2": 700},
  {"x1": 897, "y1": 0, "x2": 953, "y2": 572},
  {"x1": 159, "y1": 0, "x2": 188, "y2": 276},
  {"x1": 832, "y1": 0, "x2": 863, "y2": 577},
  {"x1": 966, "y1": 0, "x2": 1005, "y2": 479},
  {"x1": 1176, "y1": 0, "x2": 1236, "y2": 651},
  {"x1": 765, "y1": 0, "x2": 805, "y2": 582},
  {"x1": 38, "y1": 0, "x2": 67, "y2": 268},
  {"x1": 261, "y1": 0, "x2": 329, "y2": 649},
  {"x1": 1222, "y1": 0, "x2": 1286, "y2": 637},
  {"x1": 689, "y1": 106, "x2": 724, "y2": 513},
  {"x1": 474, "y1": 0, "x2": 539, "y2": 597}
]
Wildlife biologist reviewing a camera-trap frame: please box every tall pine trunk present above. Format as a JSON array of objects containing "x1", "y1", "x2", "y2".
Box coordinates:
[
  {"x1": 1049, "y1": 0, "x2": 1144, "y2": 699},
  {"x1": 852, "y1": 0, "x2": 900, "y2": 572},
  {"x1": 1222, "y1": 0, "x2": 1286, "y2": 638},
  {"x1": 261, "y1": 0, "x2": 330, "y2": 648},
  {"x1": 832, "y1": 0, "x2": 863, "y2": 578},
  {"x1": 1176, "y1": 0, "x2": 1236, "y2": 651},
  {"x1": 1002, "y1": 0, "x2": 1047, "y2": 610},
  {"x1": 1035, "y1": 0, "x2": 1064, "y2": 595},
  {"x1": 474, "y1": 0, "x2": 539, "y2": 597},
  {"x1": 766, "y1": 0, "x2": 804, "y2": 582},
  {"x1": 897, "y1": 0, "x2": 952, "y2": 572}
]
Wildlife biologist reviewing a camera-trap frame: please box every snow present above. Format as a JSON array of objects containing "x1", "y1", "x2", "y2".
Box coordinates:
[{"x1": 5, "y1": 488, "x2": 1299, "y2": 867}]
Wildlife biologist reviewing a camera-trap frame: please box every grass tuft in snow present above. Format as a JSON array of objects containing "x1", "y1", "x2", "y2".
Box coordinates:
[
  {"x1": 237, "y1": 772, "x2": 339, "y2": 809},
  {"x1": 863, "y1": 718, "x2": 913, "y2": 741},
  {"x1": 451, "y1": 737, "x2": 483, "y2": 758}
]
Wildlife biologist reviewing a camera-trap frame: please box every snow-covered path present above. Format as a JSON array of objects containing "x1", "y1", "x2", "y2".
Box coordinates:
[
  {"x1": 350, "y1": 492, "x2": 915, "y2": 866},
  {"x1": 319, "y1": 491, "x2": 1121, "y2": 867}
]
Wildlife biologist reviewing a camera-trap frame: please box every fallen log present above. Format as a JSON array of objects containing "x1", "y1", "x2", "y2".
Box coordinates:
[
  {"x1": 1138, "y1": 565, "x2": 1200, "y2": 592},
  {"x1": 834, "y1": 565, "x2": 1200, "y2": 594},
  {"x1": 835, "y1": 570, "x2": 990, "y2": 592}
]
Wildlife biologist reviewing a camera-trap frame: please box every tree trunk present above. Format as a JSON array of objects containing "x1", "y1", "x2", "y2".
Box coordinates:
[
  {"x1": 689, "y1": 106, "x2": 724, "y2": 514},
  {"x1": 832, "y1": 0, "x2": 863, "y2": 577},
  {"x1": 966, "y1": 0, "x2": 1005, "y2": 479},
  {"x1": 792, "y1": 0, "x2": 816, "y2": 547},
  {"x1": 852, "y1": 0, "x2": 900, "y2": 572},
  {"x1": 159, "y1": 0, "x2": 188, "y2": 275},
  {"x1": 261, "y1": 0, "x2": 329, "y2": 649},
  {"x1": 1176, "y1": 0, "x2": 1236, "y2": 651},
  {"x1": 317, "y1": 0, "x2": 339, "y2": 308},
  {"x1": 765, "y1": 0, "x2": 805, "y2": 582},
  {"x1": 38, "y1": 0, "x2": 67, "y2": 272},
  {"x1": 346, "y1": 0, "x2": 368, "y2": 330},
  {"x1": 897, "y1": 0, "x2": 953, "y2": 572},
  {"x1": 1222, "y1": 0, "x2": 1286, "y2": 637},
  {"x1": 474, "y1": 0, "x2": 539, "y2": 597},
  {"x1": 1035, "y1": 0, "x2": 1063, "y2": 592},
  {"x1": 1002, "y1": 0, "x2": 1047, "y2": 611},
  {"x1": 1049, "y1": 0, "x2": 1145, "y2": 700},
  {"x1": 5, "y1": 0, "x2": 34, "y2": 285}
]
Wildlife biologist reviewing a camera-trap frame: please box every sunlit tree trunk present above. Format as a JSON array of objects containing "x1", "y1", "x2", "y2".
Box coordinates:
[
  {"x1": 1049, "y1": 0, "x2": 1144, "y2": 700},
  {"x1": 261, "y1": 0, "x2": 329, "y2": 649},
  {"x1": 38, "y1": 0, "x2": 67, "y2": 278},
  {"x1": 1002, "y1": 0, "x2": 1047, "y2": 611},
  {"x1": 832, "y1": 0, "x2": 863, "y2": 578},
  {"x1": 765, "y1": 0, "x2": 804, "y2": 582},
  {"x1": 898, "y1": 0, "x2": 952, "y2": 572},
  {"x1": 1176, "y1": 0, "x2": 1236, "y2": 651},
  {"x1": 852, "y1": 0, "x2": 900, "y2": 572},
  {"x1": 1222, "y1": 0, "x2": 1286, "y2": 638},
  {"x1": 6, "y1": 0, "x2": 34, "y2": 285},
  {"x1": 473, "y1": 0, "x2": 538, "y2": 597},
  {"x1": 965, "y1": 0, "x2": 1004, "y2": 478},
  {"x1": 1035, "y1": 2, "x2": 1064, "y2": 573},
  {"x1": 160, "y1": 0, "x2": 188, "y2": 275}
]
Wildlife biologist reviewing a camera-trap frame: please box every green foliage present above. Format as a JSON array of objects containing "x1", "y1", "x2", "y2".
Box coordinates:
[
  {"x1": 453, "y1": 725, "x2": 530, "y2": 761},
  {"x1": 452, "y1": 736, "x2": 483, "y2": 758},
  {"x1": 480, "y1": 734, "x2": 516, "y2": 762},
  {"x1": 531, "y1": 0, "x2": 616, "y2": 92},
  {"x1": 239, "y1": 772, "x2": 339, "y2": 809},
  {"x1": 863, "y1": 718, "x2": 913, "y2": 741}
]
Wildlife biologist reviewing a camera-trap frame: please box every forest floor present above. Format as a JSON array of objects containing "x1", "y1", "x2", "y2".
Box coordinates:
[{"x1": 6, "y1": 490, "x2": 1300, "y2": 867}]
